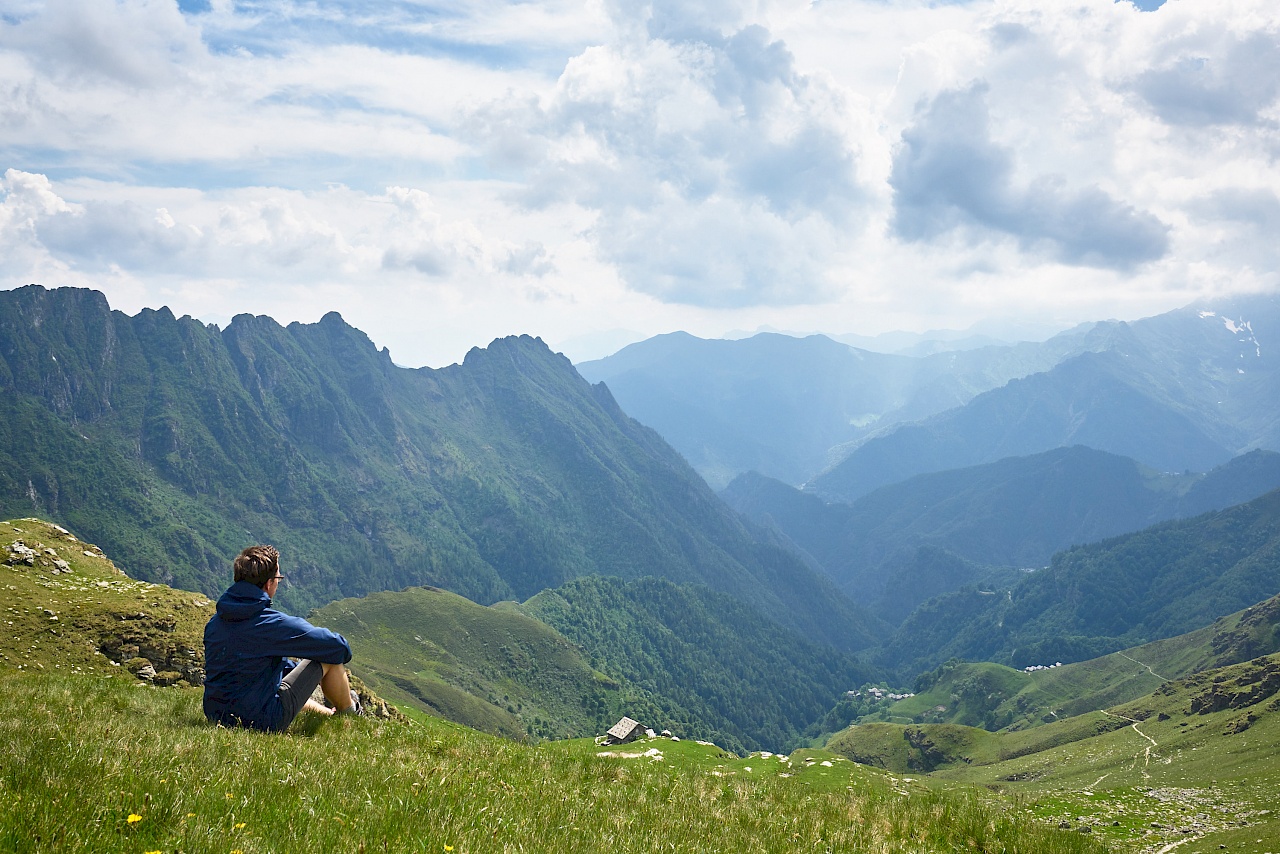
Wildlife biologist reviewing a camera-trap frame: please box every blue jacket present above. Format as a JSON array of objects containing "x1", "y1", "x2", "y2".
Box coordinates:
[{"x1": 203, "y1": 581, "x2": 352, "y2": 731}]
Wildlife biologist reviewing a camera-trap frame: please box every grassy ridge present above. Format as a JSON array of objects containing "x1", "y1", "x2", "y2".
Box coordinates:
[
  {"x1": 312, "y1": 586, "x2": 633, "y2": 742},
  {"x1": 0, "y1": 670, "x2": 1113, "y2": 854},
  {"x1": 0, "y1": 517, "x2": 213, "y2": 685}
]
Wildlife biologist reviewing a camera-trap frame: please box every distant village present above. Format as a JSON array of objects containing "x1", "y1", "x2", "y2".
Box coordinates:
[{"x1": 846, "y1": 686, "x2": 915, "y2": 702}]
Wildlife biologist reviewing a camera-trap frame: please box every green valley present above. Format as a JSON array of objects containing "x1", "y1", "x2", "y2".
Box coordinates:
[{"x1": 828, "y1": 651, "x2": 1280, "y2": 851}]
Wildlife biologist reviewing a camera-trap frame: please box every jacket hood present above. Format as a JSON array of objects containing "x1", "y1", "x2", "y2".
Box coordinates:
[{"x1": 215, "y1": 581, "x2": 272, "y2": 623}]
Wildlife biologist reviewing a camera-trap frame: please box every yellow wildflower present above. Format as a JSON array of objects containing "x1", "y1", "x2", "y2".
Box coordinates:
[
  {"x1": 235, "y1": 822, "x2": 246, "y2": 829},
  {"x1": 127, "y1": 814, "x2": 143, "y2": 824}
]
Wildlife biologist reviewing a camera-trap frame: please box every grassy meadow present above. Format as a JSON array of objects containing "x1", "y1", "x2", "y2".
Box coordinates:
[
  {"x1": 829, "y1": 652, "x2": 1280, "y2": 852},
  {"x1": 0, "y1": 671, "x2": 1115, "y2": 854},
  {"x1": 0, "y1": 517, "x2": 1112, "y2": 852}
]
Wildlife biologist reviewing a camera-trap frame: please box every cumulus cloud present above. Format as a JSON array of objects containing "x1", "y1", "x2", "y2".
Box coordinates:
[
  {"x1": 1135, "y1": 30, "x2": 1280, "y2": 127},
  {"x1": 380, "y1": 186, "x2": 552, "y2": 278},
  {"x1": 37, "y1": 200, "x2": 205, "y2": 270},
  {"x1": 3, "y1": 0, "x2": 1280, "y2": 366},
  {"x1": 890, "y1": 84, "x2": 1169, "y2": 270},
  {"x1": 0, "y1": 0, "x2": 205, "y2": 87},
  {"x1": 471, "y1": 16, "x2": 866, "y2": 307},
  {"x1": 0, "y1": 170, "x2": 549, "y2": 288}
]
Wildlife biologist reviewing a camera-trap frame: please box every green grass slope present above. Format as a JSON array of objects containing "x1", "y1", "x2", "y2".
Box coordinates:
[
  {"x1": 864, "y1": 591, "x2": 1280, "y2": 735},
  {"x1": 0, "y1": 517, "x2": 212, "y2": 686},
  {"x1": 0, "y1": 669, "x2": 1114, "y2": 854},
  {"x1": 829, "y1": 653, "x2": 1280, "y2": 851},
  {"x1": 312, "y1": 585, "x2": 634, "y2": 742}
]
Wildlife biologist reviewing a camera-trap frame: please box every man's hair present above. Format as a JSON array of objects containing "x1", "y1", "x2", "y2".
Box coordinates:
[{"x1": 234, "y1": 545, "x2": 280, "y2": 587}]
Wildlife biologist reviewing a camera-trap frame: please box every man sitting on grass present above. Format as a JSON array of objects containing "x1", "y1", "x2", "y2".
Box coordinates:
[{"x1": 203, "y1": 545, "x2": 360, "y2": 731}]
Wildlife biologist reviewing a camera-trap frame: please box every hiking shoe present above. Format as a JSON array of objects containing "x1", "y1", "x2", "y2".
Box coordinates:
[{"x1": 337, "y1": 690, "x2": 363, "y2": 716}]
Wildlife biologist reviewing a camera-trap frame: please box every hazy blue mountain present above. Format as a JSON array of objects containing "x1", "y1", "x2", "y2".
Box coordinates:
[
  {"x1": 724, "y1": 447, "x2": 1280, "y2": 623},
  {"x1": 0, "y1": 285, "x2": 878, "y2": 651},
  {"x1": 876, "y1": 486, "x2": 1280, "y2": 677},
  {"x1": 576, "y1": 328, "x2": 1106, "y2": 489},
  {"x1": 812, "y1": 296, "x2": 1280, "y2": 502}
]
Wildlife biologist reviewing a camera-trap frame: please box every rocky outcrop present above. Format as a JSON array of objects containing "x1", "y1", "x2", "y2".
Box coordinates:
[{"x1": 1189, "y1": 657, "x2": 1280, "y2": 715}]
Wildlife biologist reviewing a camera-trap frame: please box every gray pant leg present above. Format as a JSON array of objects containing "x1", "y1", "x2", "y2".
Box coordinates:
[{"x1": 277, "y1": 659, "x2": 326, "y2": 730}]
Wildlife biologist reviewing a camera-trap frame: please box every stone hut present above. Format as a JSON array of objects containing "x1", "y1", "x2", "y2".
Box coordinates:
[{"x1": 605, "y1": 716, "x2": 643, "y2": 745}]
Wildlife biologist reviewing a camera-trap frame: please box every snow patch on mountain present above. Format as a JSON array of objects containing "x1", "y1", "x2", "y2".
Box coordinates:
[{"x1": 1204, "y1": 311, "x2": 1261, "y2": 357}]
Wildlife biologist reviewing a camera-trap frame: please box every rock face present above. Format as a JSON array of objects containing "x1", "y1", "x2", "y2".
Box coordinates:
[
  {"x1": 106, "y1": 639, "x2": 205, "y2": 687},
  {"x1": 1188, "y1": 658, "x2": 1280, "y2": 715},
  {"x1": 5, "y1": 542, "x2": 37, "y2": 566}
]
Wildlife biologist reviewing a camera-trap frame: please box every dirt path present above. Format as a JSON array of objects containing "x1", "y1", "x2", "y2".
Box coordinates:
[
  {"x1": 1100, "y1": 710, "x2": 1157, "y2": 776},
  {"x1": 1116, "y1": 652, "x2": 1171, "y2": 682},
  {"x1": 1153, "y1": 837, "x2": 1198, "y2": 854}
]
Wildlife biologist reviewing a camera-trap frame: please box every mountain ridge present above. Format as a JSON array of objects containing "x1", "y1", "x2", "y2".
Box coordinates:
[{"x1": 0, "y1": 284, "x2": 877, "y2": 652}]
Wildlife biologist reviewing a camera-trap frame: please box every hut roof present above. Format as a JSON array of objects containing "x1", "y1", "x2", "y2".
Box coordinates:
[{"x1": 607, "y1": 716, "x2": 641, "y2": 741}]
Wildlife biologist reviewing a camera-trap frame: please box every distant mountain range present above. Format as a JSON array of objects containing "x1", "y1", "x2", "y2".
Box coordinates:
[
  {"x1": 576, "y1": 328, "x2": 1105, "y2": 489},
  {"x1": 723, "y1": 446, "x2": 1280, "y2": 622},
  {"x1": 813, "y1": 297, "x2": 1280, "y2": 501},
  {"x1": 578, "y1": 296, "x2": 1280, "y2": 494},
  {"x1": 0, "y1": 285, "x2": 875, "y2": 652}
]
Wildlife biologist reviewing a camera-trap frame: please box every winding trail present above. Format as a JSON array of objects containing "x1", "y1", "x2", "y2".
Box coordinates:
[
  {"x1": 1100, "y1": 710, "x2": 1157, "y2": 777},
  {"x1": 1116, "y1": 652, "x2": 1171, "y2": 682}
]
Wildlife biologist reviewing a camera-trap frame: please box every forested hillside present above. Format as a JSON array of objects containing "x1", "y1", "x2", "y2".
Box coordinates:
[
  {"x1": 0, "y1": 285, "x2": 876, "y2": 651},
  {"x1": 724, "y1": 447, "x2": 1280, "y2": 621},
  {"x1": 877, "y1": 487, "x2": 1280, "y2": 676},
  {"x1": 521, "y1": 575, "x2": 876, "y2": 753}
]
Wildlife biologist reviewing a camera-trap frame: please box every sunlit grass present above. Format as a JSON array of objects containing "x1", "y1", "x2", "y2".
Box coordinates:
[{"x1": 0, "y1": 670, "x2": 1113, "y2": 853}]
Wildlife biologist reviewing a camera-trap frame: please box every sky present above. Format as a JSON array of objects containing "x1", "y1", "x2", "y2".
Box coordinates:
[{"x1": 1, "y1": 0, "x2": 1278, "y2": 367}]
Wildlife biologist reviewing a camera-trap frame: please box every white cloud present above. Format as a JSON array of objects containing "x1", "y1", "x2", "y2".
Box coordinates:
[
  {"x1": 2, "y1": 0, "x2": 1279, "y2": 365},
  {"x1": 890, "y1": 83, "x2": 1170, "y2": 270},
  {"x1": 471, "y1": 17, "x2": 868, "y2": 307}
]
